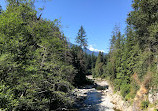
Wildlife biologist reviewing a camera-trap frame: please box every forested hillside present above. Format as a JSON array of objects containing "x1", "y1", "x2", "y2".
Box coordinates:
[
  {"x1": 92, "y1": 0, "x2": 158, "y2": 110},
  {"x1": 0, "y1": 0, "x2": 96, "y2": 110}
]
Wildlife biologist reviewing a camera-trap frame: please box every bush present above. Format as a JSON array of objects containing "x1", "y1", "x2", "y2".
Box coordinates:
[
  {"x1": 96, "y1": 85, "x2": 109, "y2": 90},
  {"x1": 120, "y1": 84, "x2": 130, "y2": 98},
  {"x1": 141, "y1": 100, "x2": 149, "y2": 109}
]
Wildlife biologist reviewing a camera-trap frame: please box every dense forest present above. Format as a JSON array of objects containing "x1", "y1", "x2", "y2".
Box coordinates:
[
  {"x1": 92, "y1": 0, "x2": 158, "y2": 110},
  {"x1": 0, "y1": 0, "x2": 96, "y2": 110},
  {"x1": 0, "y1": 0, "x2": 158, "y2": 110}
]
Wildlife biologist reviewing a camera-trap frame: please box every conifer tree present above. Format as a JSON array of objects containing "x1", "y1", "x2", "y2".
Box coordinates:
[
  {"x1": 127, "y1": 0, "x2": 158, "y2": 84},
  {"x1": 0, "y1": 0, "x2": 76, "y2": 110},
  {"x1": 0, "y1": 5, "x2": 2, "y2": 13},
  {"x1": 93, "y1": 52, "x2": 104, "y2": 77},
  {"x1": 76, "y1": 26, "x2": 88, "y2": 49}
]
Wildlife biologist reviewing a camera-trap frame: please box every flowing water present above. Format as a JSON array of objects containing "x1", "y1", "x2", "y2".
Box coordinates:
[
  {"x1": 78, "y1": 88, "x2": 114, "y2": 111},
  {"x1": 73, "y1": 76, "x2": 116, "y2": 111}
]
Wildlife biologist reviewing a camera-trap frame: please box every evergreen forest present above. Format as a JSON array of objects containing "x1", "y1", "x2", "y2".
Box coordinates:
[{"x1": 0, "y1": 0, "x2": 157, "y2": 110}]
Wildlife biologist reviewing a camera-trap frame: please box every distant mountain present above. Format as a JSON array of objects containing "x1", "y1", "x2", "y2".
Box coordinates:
[
  {"x1": 84, "y1": 48, "x2": 100, "y2": 56},
  {"x1": 68, "y1": 42, "x2": 106, "y2": 56}
]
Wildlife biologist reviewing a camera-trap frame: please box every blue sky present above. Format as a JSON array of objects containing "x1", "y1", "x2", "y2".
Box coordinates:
[{"x1": 0, "y1": 0, "x2": 133, "y2": 53}]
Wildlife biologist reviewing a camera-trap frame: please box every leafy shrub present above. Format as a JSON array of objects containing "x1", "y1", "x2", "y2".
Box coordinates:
[
  {"x1": 120, "y1": 83, "x2": 130, "y2": 98},
  {"x1": 141, "y1": 100, "x2": 149, "y2": 109}
]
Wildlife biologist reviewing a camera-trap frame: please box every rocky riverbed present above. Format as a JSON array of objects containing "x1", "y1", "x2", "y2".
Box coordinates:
[{"x1": 73, "y1": 75, "x2": 132, "y2": 111}]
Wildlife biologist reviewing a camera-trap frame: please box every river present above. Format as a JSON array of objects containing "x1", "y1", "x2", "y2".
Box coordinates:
[{"x1": 73, "y1": 75, "x2": 120, "y2": 111}]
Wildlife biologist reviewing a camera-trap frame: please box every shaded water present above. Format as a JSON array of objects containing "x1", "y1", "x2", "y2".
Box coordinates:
[
  {"x1": 74, "y1": 76, "x2": 122, "y2": 111},
  {"x1": 78, "y1": 88, "x2": 114, "y2": 111},
  {"x1": 79, "y1": 89, "x2": 102, "y2": 111}
]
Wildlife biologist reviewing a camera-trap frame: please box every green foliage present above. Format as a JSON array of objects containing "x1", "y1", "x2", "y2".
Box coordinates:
[
  {"x1": 70, "y1": 45, "x2": 87, "y2": 86},
  {"x1": 101, "y1": 0, "x2": 158, "y2": 103},
  {"x1": 71, "y1": 28, "x2": 93, "y2": 86},
  {"x1": 120, "y1": 83, "x2": 130, "y2": 98},
  {"x1": 0, "y1": 0, "x2": 79, "y2": 110},
  {"x1": 0, "y1": 84, "x2": 16, "y2": 111},
  {"x1": 127, "y1": 0, "x2": 158, "y2": 88},
  {"x1": 84, "y1": 53, "x2": 93, "y2": 75},
  {"x1": 0, "y1": 0, "x2": 157, "y2": 110},
  {"x1": 127, "y1": 80, "x2": 139, "y2": 100},
  {"x1": 0, "y1": 5, "x2": 2, "y2": 14},
  {"x1": 76, "y1": 25, "x2": 88, "y2": 49},
  {"x1": 141, "y1": 100, "x2": 149, "y2": 109},
  {"x1": 93, "y1": 52, "x2": 107, "y2": 78},
  {"x1": 91, "y1": 52, "x2": 97, "y2": 69}
]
